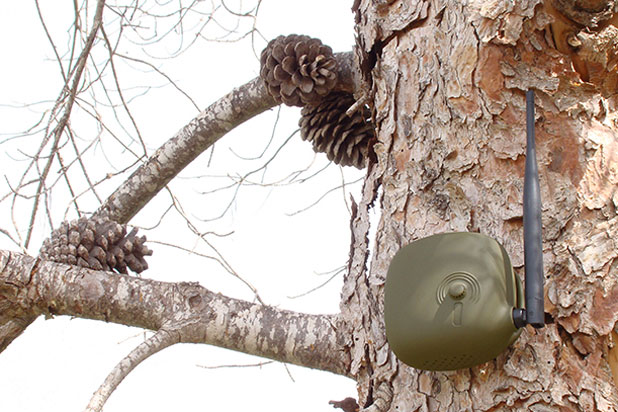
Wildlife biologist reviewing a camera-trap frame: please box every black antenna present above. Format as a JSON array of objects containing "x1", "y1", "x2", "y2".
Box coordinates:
[
  {"x1": 517, "y1": 89, "x2": 545, "y2": 328},
  {"x1": 513, "y1": 90, "x2": 545, "y2": 328}
]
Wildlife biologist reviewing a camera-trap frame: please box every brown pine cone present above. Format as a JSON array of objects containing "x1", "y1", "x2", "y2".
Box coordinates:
[
  {"x1": 299, "y1": 92, "x2": 374, "y2": 169},
  {"x1": 260, "y1": 34, "x2": 338, "y2": 107},
  {"x1": 40, "y1": 216, "x2": 152, "y2": 274}
]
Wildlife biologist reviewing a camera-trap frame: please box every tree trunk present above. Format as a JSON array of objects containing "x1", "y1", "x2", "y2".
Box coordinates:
[{"x1": 346, "y1": 0, "x2": 618, "y2": 410}]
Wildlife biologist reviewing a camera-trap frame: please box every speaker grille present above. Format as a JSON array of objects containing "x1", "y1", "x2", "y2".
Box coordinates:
[{"x1": 419, "y1": 354, "x2": 475, "y2": 371}]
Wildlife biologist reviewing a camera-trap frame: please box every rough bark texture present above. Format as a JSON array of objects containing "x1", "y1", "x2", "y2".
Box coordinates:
[
  {"x1": 347, "y1": 0, "x2": 618, "y2": 410},
  {"x1": 0, "y1": 250, "x2": 350, "y2": 376},
  {"x1": 0, "y1": 51, "x2": 360, "y2": 386}
]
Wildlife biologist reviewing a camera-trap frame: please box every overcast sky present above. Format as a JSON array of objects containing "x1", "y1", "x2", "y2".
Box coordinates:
[{"x1": 0, "y1": 1, "x2": 365, "y2": 411}]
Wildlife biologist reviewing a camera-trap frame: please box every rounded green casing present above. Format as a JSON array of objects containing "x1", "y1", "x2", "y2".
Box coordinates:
[{"x1": 384, "y1": 232, "x2": 523, "y2": 371}]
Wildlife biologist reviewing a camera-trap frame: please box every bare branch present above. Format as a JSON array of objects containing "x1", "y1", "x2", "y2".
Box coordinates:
[
  {"x1": 0, "y1": 316, "x2": 37, "y2": 353},
  {"x1": 0, "y1": 250, "x2": 351, "y2": 376},
  {"x1": 114, "y1": 52, "x2": 201, "y2": 111},
  {"x1": 287, "y1": 266, "x2": 346, "y2": 299},
  {"x1": 150, "y1": 196, "x2": 265, "y2": 304},
  {"x1": 286, "y1": 177, "x2": 364, "y2": 217},
  {"x1": 23, "y1": 0, "x2": 107, "y2": 248},
  {"x1": 95, "y1": 76, "x2": 276, "y2": 224},
  {"x1": 95, "y1": 52, "x2": 355, "y2": 225},
  {"x1": 195, "y1": 129, "x2": 300, "y2": 222},
  {"x1": 99, "y1": 25, "x2": 148, "y2": 155},
  {"x1": 85, "y1": 329, "x2": 179, "y2": 412},
  {"x1": 34, "y1": 0, "x2": 67, "y2": 82}
]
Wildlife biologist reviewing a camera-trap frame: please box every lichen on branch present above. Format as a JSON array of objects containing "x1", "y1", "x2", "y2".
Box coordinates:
[{"x1": 0, "y1": 249, "x2": 351, "y2": 376}]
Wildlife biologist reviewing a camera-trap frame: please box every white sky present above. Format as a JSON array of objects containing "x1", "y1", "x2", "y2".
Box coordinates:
[{"x1": 0, "y1": 1, "x2": 365, "y2": 411}]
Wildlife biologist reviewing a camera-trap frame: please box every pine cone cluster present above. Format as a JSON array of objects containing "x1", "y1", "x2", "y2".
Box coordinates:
[
  {"x1": 40, "y1": 216, "x2": 152, "y2": 274},
  {"x1": 260, "y1": 34, "x2": 338, "y2": 107},
  {"x1": 299, "y1": 92, "x2": 374, "y2": 169}
]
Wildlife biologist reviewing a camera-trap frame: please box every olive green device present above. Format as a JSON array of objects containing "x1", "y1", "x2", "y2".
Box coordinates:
[{"x1": 384, "y1": 90, "x2": 545, "y2": 371}]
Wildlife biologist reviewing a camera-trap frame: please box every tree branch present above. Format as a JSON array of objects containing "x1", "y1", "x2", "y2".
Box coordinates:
[
  {"x1": 0, "y1": 316, "x2": 37, "y2": 353},
  {"x1": 94, "y1": 76, "x2": 275, "y2": 224},
  {"x1": 2, "y1": 47, "x2": 357, "y2": 380},
  {"x1": 0, "y1": 249, "x2": 351, "y2": 376},
  {"x1": 95, "y1": 51, "x2": 355, "y2": 224},
  {"x1": 85, "y1": 329, "x2": 179, "y2": 412},
  {"x1": 24, "y1": 0, "x2": 106, "y2": 247}
]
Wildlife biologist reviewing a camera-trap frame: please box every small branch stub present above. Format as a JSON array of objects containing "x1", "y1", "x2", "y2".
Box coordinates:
[
  {"x1": 260, "y1": 34, "x2": 338, "y2": 107},
  {"x1": 329, "y1": 397, "x2": 360, "y2": 412},
  {"x1": 39, "y1": 216, "x2": 152, "y2": 274}
]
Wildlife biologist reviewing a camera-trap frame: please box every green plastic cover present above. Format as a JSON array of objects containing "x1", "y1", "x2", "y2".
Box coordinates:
[{"x1": 384, "y1": 232, "x2": 523, "y2": 371}]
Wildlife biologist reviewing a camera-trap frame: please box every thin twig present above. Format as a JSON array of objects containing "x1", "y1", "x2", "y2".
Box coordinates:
[
  {"x1": 100, "y1": 25, "x2": 148, "y2": 155},
  {"x1": 282, "y1": 363, "x2": 296, "y2": 383},
  {"x1": 286, "y1": 177, "x2": 364, "y2": 217},
  {"x1": 67, "y1": 126, "x2": 103, "y2": 204},
  {"x1": 166, "y1": 189, "x2": 265, "y2": 304},
  {"x1": 114, "y1": 52, "x2": 201, "y2": 111},
  {"x1": 287, "y1": 266, "x2": 346, "y2": 299},
  {"x1": 229, "y1": 105, "x2": 281, "y2": 161},
  {"x1": 24, "y1": 0, "x2": 107, "y2": 248},
  {"x1": 196, "y1": 129, "x2": 299, "y2": 222},
  {"x1": 95, "y1": 75, "x2": 277, "y2": 224},
  {"x1": 56, "y1": 153, "x2": 81, "y2": 217},
  {"x1": 95, "y1": 52, "x2": 354, "y2": 225},
  {"x1": 197, "y1": 360, "x2": 274, "y2": 369},
  {"x1": 34, "y1": 0, "x2": 67, "y2": 83},
  {"x1": 0, "y1": 228, "x2": 21, "y2": 249}
]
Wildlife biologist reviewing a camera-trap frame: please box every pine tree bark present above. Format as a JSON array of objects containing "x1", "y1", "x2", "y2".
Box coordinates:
[
  {"x1": 3, "y1": 2, "x2": 618, "y2": 410},
  {"x1": 347, "y1": 0, "x2": 618, "y2": 410}
]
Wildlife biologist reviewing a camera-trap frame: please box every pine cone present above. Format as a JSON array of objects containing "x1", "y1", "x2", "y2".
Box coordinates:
[
  {"x1": 39, "y1": 216, "x2": 152, "y2": 274},
  {"x1": 260, "y1": 34, "x2": 338, "y2": 107},
  {"x1": 299, "y1": 92, "x2": 374, "y2": 169}
]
